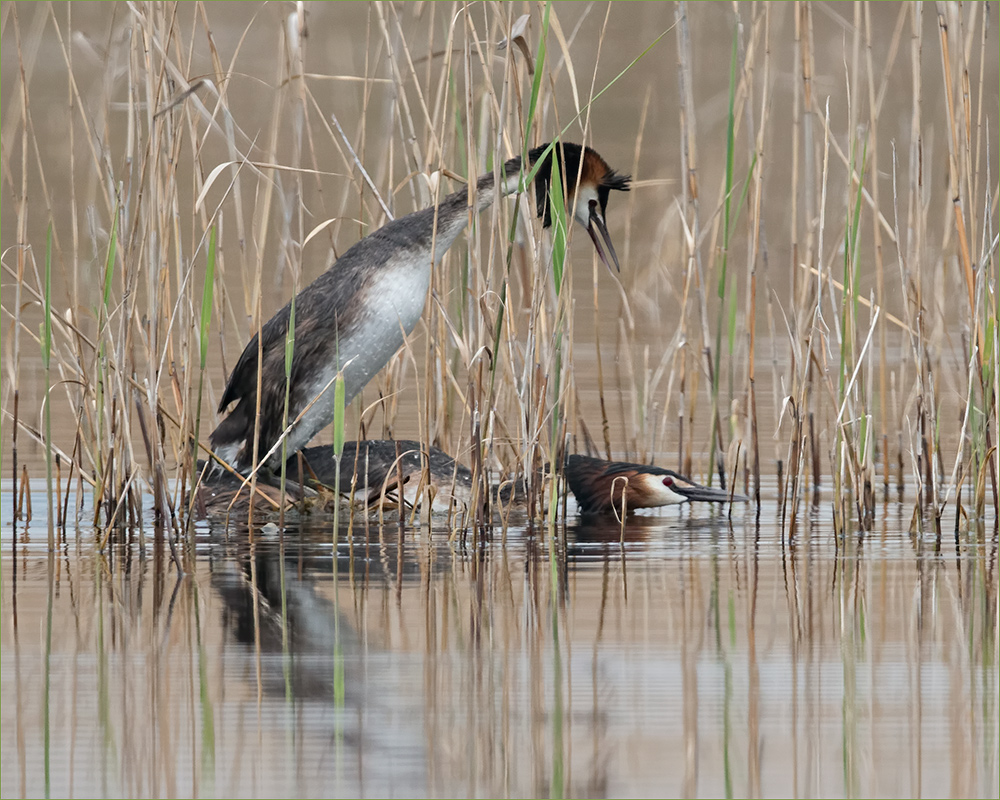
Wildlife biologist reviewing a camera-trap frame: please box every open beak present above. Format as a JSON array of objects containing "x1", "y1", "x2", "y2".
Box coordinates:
[
  {"x1": 587, "y1": 200, "x2": 621, "y2": 273},
  {"x1": 672, "y1": 477, "x2": 748, "y2": 504}
]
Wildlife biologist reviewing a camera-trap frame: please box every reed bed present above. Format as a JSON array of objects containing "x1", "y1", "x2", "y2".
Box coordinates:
[{"x1": 1, "y1": 2, "x2": 996, "y2": 547}]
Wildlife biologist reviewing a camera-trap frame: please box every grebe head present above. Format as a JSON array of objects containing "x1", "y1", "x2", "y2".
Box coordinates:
[
  {"x1": 564, "y1": 453, "x2": 746, "y2": 515},
  {"x1": 527, "y1": 142, "x2": 631, "y2": 272}
]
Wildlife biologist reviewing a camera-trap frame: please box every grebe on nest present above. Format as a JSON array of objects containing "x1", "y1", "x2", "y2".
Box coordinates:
[
  {"x1": 197, "y1": 442, "x2": 745, "y2": 520},
  {"x1": 196, "y1": 440, "x2": 529, "y2": 518}
]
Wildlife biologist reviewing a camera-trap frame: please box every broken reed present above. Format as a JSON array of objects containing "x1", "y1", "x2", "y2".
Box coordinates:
[{"x1": 1, "y1": 2, "x2": 996, "y2": 542}]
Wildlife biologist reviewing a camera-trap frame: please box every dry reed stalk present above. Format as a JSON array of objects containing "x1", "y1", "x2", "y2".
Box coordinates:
[
  {"x1": 864, "y1": 2, "x2": 889, "y2": 500},
  {"x1": 795, "y1": 3, "x2": 817, "y2": 318},
  {"x1": 904, "y1": 3, "x2": 934, "y2": 528},
  {"x1": 674, "y1": 3, "x2": 706, "y2": 483},
  {"x1": 8, "y1": 6, "x2": 30, "y2": 526},
  {"x1": 737, "y1": 2, "x2": 769, "y2": 506}
]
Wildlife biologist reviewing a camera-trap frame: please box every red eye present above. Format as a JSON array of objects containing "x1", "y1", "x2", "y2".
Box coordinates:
[{"x1": 662, "y1": 476, "x2": 673, "y2": 488}]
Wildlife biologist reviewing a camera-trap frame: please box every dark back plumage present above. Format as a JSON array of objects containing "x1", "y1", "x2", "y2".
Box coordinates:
[{"x1": 565, "y1": 454, "x2": 683, "y2": 514}]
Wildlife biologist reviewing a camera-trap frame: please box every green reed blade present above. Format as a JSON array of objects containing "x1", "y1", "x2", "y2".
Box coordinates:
[
  {"x1": 487, "y1": 0, "x2": 552, "y2": 403},
  {"x1": 546, "y1": 153, "x2": 570, "y2": 458},
  {"x1": 723, "y1": 28, "x2": 738, "y2": 253},
  {"x1": 101, "y1": 204, "x2": 118, "y2": 317},
  {"x1": 848, "y1": 137, "x2": 869, "y2": 318},
  {"x1": 42, "y1": 224, "x2": 52, "y2": 370},
  {"x1": 522, "y1": 0, "x2": 550, "y2": 156},
  {"x1": 279, "y1": 296, "x2": 297, "y2": 501},
  {"x1": 547, "y1": 152, "x2": 568, "y2": 295},
  {"x1": 284, "y1": 303, "x2": 296, "y2": 379},
  {"x1": 190, "y1": 225, "x2": 217, "y2": 504},
  {"x1": 710, "y1": 27, "x2": 743, "y2": 484},
  {"x1": 333, "y1": 373, "x2": 346, "y2": 457},
  {"x1": 199, "y1": 226, "x2": 216, "y2": 370},
  {"x1": 836, "y1": 133, "x2": 868, "y2": 497},
  {"x1": 193, "y1": 584, "x2": 216, "y2": 792}
]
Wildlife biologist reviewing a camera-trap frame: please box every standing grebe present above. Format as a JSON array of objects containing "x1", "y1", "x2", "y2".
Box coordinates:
[
  {"x1": 564, "y1": 454, "x2": 746, "y2": 515},
  {"x1": 210, "y1": 143, "x2": 630, "y2": 473}
]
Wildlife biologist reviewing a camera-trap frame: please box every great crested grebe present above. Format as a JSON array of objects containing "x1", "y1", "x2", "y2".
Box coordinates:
[
  {"x1": 563, "y1": 454, "x2": 747, "y2": 515},
  {"x1": 197, "y1": 439, "x2": 528, "y2": 517},
  {"x1": 291, "y1": 439, "x2": 527, "y2": 512},
  {"x1": 210, "y1": 143, "x2": 630, "y2": 474},
  {"x1": 197, "y1": 442, "x2": 745, "y2": 520}
]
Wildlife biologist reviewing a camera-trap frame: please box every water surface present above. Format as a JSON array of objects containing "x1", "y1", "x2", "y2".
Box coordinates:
[{"x1": 3, "y1": 485, "x2": 995, "y2": 798}]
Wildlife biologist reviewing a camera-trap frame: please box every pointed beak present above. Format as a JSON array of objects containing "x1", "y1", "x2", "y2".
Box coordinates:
[
  {"x1": 671, "y1": 477, "x2": 748, "y2": 504},
  {"x1": 586, "y1": 201, "x2": 622, "y2": 273}
]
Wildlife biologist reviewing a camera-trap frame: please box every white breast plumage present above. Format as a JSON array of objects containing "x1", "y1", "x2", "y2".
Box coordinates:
[{"x1": 281, "y1": 252, "x2": 432, "y2": 457}]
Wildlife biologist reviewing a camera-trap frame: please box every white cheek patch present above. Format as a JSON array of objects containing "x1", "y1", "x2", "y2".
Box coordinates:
[
  {"x1": 571, "y1": 185, "x2": 599, "y2": 229},
  {"x1": 641, "y1": 474, "x2": 688, "y2": 506}
]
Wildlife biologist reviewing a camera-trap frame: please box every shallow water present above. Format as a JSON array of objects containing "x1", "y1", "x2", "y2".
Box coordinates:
[{"x1": 2, "y1": 485, "x2": 996, "y2": 799}]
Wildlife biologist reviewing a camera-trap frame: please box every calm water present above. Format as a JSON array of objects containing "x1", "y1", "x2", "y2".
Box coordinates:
[{"x1": 2, "y1": 484, "x2": 996, "y2": 798}]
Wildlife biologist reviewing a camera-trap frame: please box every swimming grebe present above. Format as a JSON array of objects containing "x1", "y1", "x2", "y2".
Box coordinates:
[{"x1": 209, "y1": 143, "x2": 630, "y2": 473}]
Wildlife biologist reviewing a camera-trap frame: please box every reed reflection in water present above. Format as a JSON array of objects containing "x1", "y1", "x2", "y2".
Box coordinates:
[{"x1": 1, "y1": 489, "x2": 995, "y2": 798}]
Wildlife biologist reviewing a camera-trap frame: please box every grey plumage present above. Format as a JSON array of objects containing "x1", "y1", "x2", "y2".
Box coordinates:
[
  {"x1": 210, "y1": 172, "x2": 511, "y2": 471},
  {"x1": 210, "y1": 144, "x2": 630, "y2": 473}
]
